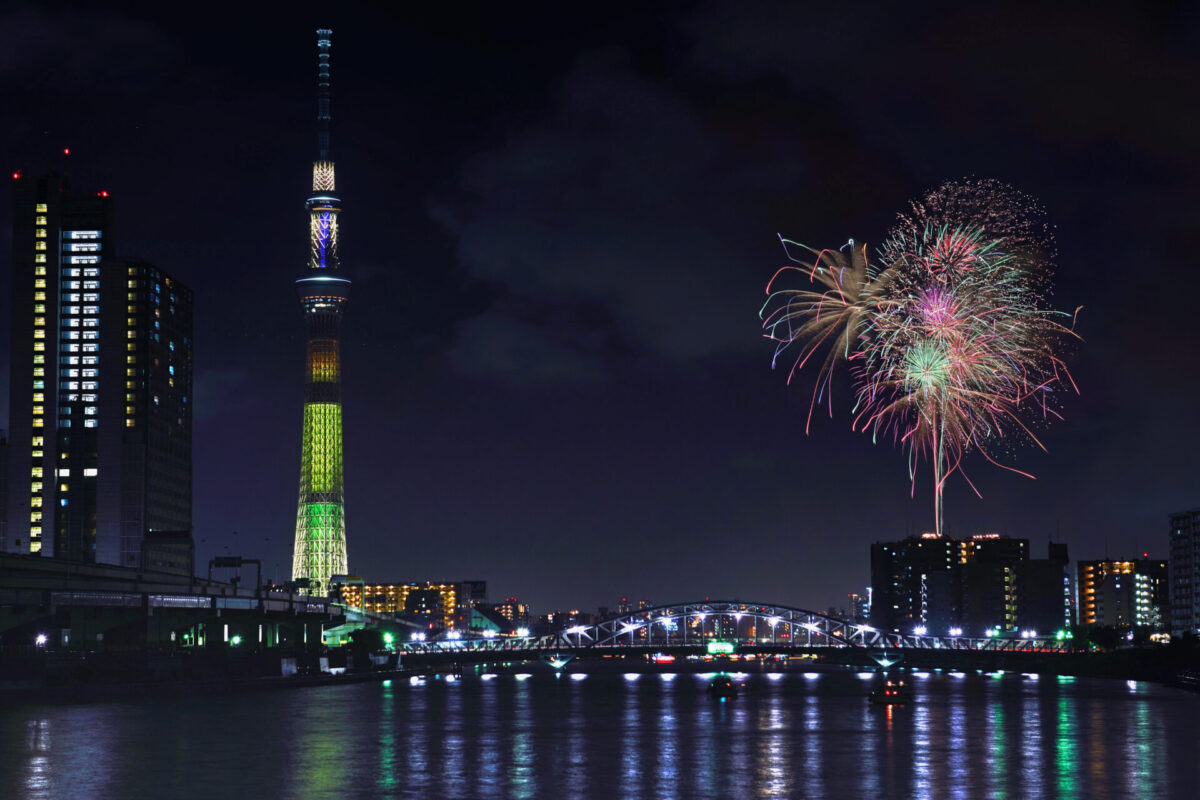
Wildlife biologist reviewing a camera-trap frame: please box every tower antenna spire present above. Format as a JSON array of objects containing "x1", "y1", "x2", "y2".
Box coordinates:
[{"x1": 316, "y1": 28, "x2": 332, "y2": 160}]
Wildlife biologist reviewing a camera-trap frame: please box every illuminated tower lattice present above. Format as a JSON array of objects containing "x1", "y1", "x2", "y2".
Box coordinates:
[{"x1": 292, "y1": 28, "x2": 351, "y2": 594}]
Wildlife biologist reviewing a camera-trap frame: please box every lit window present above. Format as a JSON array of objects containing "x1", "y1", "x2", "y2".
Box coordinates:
[
  {"x1": 36, "y1": 203, "x2": 47, "y2": 212},
  {"x1": 35, "y1": 242, "x2": 46, "y2": 251}
]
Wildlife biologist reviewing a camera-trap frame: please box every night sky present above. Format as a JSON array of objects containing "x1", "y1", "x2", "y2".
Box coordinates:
[{"x1": 3, "y1": 2, "x2": 1200, "y2": 614}]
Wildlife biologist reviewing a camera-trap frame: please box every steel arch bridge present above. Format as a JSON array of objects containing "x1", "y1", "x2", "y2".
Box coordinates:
[{"x1": 396, "y1": 600, "x2": 1070, "y2": 655}]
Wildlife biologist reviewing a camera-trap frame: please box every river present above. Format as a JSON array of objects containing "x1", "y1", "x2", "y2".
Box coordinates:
[{"x1": 1, "y1": 667, "x2": 1197, "y2": 799}]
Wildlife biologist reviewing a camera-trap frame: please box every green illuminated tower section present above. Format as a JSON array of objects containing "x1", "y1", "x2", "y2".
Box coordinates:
[{"x1": 292, "y1": 28, "x2": 350, "y2": 595}]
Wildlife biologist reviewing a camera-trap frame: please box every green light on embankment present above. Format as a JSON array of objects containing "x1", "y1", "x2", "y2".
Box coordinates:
[
  {"x1": 230, "y1": 635, "x2": 242, "y2": 646},
  {"x1": 383, "y1": 632, "x2": 394, "y2": 648},
  {"x1": 707, "y1": 641, "x2": 735, "y2": 655}
]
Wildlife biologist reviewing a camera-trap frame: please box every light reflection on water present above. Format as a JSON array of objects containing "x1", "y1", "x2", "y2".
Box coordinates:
[{"x1": 0, "y1": 671, "x2": 1197, "y2": 799}]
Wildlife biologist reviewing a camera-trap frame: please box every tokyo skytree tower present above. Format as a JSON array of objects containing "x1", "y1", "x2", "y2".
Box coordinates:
[{"x1": 291, "y1": 28, "x2": 351, "y2": 594}]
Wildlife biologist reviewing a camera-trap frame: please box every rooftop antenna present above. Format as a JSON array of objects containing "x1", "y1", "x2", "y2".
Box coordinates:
[{"x1": 316, "y1": 28, "x2": 332, "y2": 160}]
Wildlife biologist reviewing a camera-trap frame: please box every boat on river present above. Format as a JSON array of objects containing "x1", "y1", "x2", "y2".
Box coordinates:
[
  {"x1": 869, "y1": 678, "x2": 913, "y2": 705},
  {"x1": 707, "y1": 675, "x2": 738, "y2": 699}
]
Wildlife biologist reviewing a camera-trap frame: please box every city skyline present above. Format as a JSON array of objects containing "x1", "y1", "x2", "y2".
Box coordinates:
[{"x1": 1, "y1": 4, "x2": 1198, "y2": 611}]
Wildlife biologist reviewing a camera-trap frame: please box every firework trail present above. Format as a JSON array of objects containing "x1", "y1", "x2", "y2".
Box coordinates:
[{"x1": 762, "y1": 181, "x2": 1080, "y2": 535}]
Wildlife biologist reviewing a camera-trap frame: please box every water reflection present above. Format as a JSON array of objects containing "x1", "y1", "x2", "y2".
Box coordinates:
[
  {"x1": 1055, "y1": 693, "x2": 1078, "y2": 800},
  {"x1": 23, "y1": 719, "x2": 50, "y2": 799},
  {"x1": 654, "y1": 672, "x2": 678, "y2": 800},
  {"x1": 620, "y1": 673, "x2": 641, "y2": 800},
  {"x1": 755, "y1": 693, "x2": 789, "y2": 798},
  {"x1": 912, "y1": 701, "x2": 932, "y2": 800},
  {"x1": 0, "y1": 670, "x2": 1192, "y2": 799},
  {"x1": 803, "y1": 695, "x2": 823, "y2": 799},
  {"x1": 377, "y1": 680, "x2": 396, "y2": 795},
  {"x1": 509, "y1": 679, "x2": 536, "y2": 799},
  {"x1": 986, "y1": 691, "x2": 1008, "y2": 800},
  {"x1": 1019, "y1": 678, "x2": 1043, "y2": 800}
]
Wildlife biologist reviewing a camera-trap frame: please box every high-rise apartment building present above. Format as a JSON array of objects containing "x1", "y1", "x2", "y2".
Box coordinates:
[
  {"x1": 870, "y1": 533, "x2": 969, "y2": 631},
  {"x1": 1169, "y1": 509, "x2": 1200, "y2": 635},
  {"x1": 1076, "y1": 558, "x2": 1168, "y2": 629},
  {"x1": 4, "y1": 173, "x2": 193, "y2": 566},
  {"x1": 871, "y1": 532, "x2": 1068, "y2": 634},
  {"x1": 291, "y1": 29, "x2": 351, "y2": 595}
]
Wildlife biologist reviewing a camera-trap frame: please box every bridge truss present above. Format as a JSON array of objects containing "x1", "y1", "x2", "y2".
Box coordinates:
[{"x1": 397, "y1": 600, "x2": 1070, "y2": 655}]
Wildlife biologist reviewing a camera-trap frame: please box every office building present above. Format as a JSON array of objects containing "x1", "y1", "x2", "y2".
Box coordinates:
[
  {"x1": 291, "y1": 29, "x2": 353, "y2": 595},
  {"x1": 4, "y1": 172, "x2": 192, "y2": 566}
]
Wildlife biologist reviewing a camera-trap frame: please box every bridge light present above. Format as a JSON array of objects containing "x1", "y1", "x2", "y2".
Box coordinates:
[
  {"x1": 801, "y1": 622, "x2": 819, "y2": 632},
  {"x1": 618, "y1": 623, "x2": 641, "y2": 635},
  {"x1": 411, "y1": 632, "x2": 426, "y2": 642},
  {"x1": 565, "y1": 625, "x2": 588, "y2": 635},
  {"x1": 35, "y1": 633, "x2": 48, "y2": 647},
  {"x1": 446, "y1": 630, "x2": 462, "y2": 641},
  {"x1": 516, "y1": 627, "x2": 531, "y2": 637},
  {"x1": 913, "y1": 625, "x2": 927, "y2": 636},
  {"x1": 481, "y1": 629, "x2": 497, "y2": 639},
  {"x1": 948, "y1": 627, "x2": 963, "y2": 637},
  {"x1": 768, "y1": 616, "x2": 781, "y2": 627}
]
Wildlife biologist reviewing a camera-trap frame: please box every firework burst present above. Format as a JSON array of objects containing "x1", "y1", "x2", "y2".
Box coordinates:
[{"x1": 762, "y1": 182, "x2": 1080, "y2": 535}]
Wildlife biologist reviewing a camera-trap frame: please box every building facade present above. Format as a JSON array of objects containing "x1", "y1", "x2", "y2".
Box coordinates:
[
  {"x1": 4, "y1": 173, "x2": 192, "y2": 566},
  {"x1": 1077, "y1": 558, "x2": 1168, "y2": 630},
  {"x1": 291, "y1": 29, "x2": 351, "y2": 595},
  {"x1": 334, "y1": 581, "x2": 459, "y2": 630},
  {"x1": 871, "y1": 533, "x2": 1069, "y2": 635},
  {"x1": 1169, "y1": 509, "x2": 1200, "y2": 635}
]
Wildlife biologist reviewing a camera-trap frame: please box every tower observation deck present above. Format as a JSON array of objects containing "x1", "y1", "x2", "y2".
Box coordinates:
[{"x1": 291, "y1": 28, "x2": 350, "y2": 595}]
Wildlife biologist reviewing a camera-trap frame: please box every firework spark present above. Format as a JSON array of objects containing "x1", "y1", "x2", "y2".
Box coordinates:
[{"x1": 762, "y1": 181, "x2": 1080, "y2": 535}]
